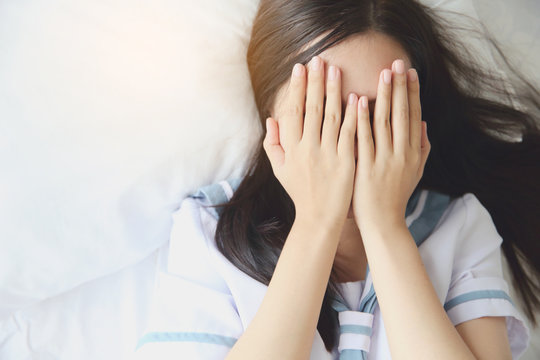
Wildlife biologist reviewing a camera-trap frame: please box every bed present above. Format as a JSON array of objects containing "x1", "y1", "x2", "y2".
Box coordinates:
[{"x1": 0, "y1": 0, "x2": 538, "y2": 358}]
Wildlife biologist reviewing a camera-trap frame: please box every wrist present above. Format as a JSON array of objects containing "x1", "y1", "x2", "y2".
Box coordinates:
[
  {"x1": 355, "y1": 216, "x2": 408, "y2": 238},
  {"x1": 293, "y1": 214, "x2": 344, "y2": 239}
]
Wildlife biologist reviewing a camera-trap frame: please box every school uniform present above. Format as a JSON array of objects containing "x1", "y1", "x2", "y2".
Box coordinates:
[{"x1": 132, "y1": 178, "x2": 530, "y2": 359}]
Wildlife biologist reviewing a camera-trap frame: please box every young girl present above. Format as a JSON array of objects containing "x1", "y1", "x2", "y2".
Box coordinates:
[{"x1": 134, "y1": 0, "x2": 539, "y2": 359}]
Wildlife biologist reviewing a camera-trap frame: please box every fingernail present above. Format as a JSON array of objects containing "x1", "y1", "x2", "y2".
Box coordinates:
[
  {"x1": 383, "y1": 69, "x2": 392, "y2": 84},
  {"x1": 394, "y1": 59, "x2": 405, "y2": 74},
  {"x1": 328, "y1": 65, "x2": 337, "y2": 80},
  {"x1": 407, "y1": 68, "x2": 418, "y2": 82},
  {"x1": 348, "y1": 93, "x2": 357, "y2": 105},
  {"x1": 311, "y1": 56, "x2": 321, "y2": 70},
  {"x1": 293, "y1": 63, "x2": 304, "y2": 77},
  {"x1": 361, "y1": 96, "x2": 368, "y2": 109}
]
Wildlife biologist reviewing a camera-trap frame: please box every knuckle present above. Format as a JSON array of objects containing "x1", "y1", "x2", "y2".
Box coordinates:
[
  {"x1": 381, "y1": 84, "x2": 392, "y2": 96},
  {"x1": 396, "y1": 153, "x2": 408, "y2": 165},
  {"x1": 422, "y1": 138, "x2": 431, "y2": 151},
  {"x1": 286, "y1": 104, "x2": 303, "y2": 117},
  {"x1": 305, "y1": 148, "x2": 319, "y2": 165},
  {"x1": 325, "y1": 112, "x2": 340, "y2": 126},
  {"x1": 340, "y1": 122, "x2": 354, "y2": 137},
  {"x1": 327, "y1": 81, "x2": 340, "y2": 94},
  {"x1": 289, "y1": 76, "x2": 301, "y2": 87},
  {"x1": 284, "y1": 83, "x2": 296, "y2": 98},
  {"x1": 376, "y1": 115, "x2": 390, "y2": 128},
  {"x1": 340, "y1": 129, "x2": 352, "y2": 141},
  {"x1": 397, "y1": 106, "x2": 409, "y2": 120},
  {"x1": 306, "y1": 102, "x2": 323, "y2": 116},
  {"x1": 409, "y1": 79, "x2": 420, "y2": 91},
  {"x1": 344, "y1": 104, "x2": 355, "y2": 117},
  {"x1": 301, "y1": 141, "x2": 318, "y2": 155},
  {"x1": 410, "y1": 107, "x2": 421, "y2": 120},
  {"x1": 338, "y1": 161, "x2": 354, "y2": 175},
  {"x1": 326, "y1": 77, "x2": 335, "y2": 87},
  {"x1": 394, "y1": 76, "x2": 407, "y2": 87},
  {"x1": 408, "y1": 151, "x2": 420, "y2": 164},
  {"x1": 358, "y1": 132, "x2": 371, "y2": 144},
  {"x1": 262, "y1": 134, "x2": 272, "y2": 146}
]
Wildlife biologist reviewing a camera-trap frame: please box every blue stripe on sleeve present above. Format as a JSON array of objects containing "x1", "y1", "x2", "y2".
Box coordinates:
[
  {"x1": 444, "y1": 289, "x2": 514, "y2": 311},
  {"x1": 136, "y1": 332, "x2": 237, "y2": 350}
]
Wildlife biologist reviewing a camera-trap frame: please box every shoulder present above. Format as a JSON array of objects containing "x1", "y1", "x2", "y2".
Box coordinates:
[
  {"x1": 428, "y1": 192, "x2": 502, "y2": 251},
  {"x1": 416, "y1": 192, "x2": 504, "y2": 300},
  {"x1": 458, "y1": 193, "x2": 502, "y2": 252},
  {"x1": 427, "y1": 192, "x2": 506, "y2": 289},
  {"x1": 442, "y1": 193, "x2": 503, "y2": 268}
]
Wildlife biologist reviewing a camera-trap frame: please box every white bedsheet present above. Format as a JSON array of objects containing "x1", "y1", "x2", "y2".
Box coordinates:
[{"x1": 0, "y1": 245, "x2": 165, "y2": 360}]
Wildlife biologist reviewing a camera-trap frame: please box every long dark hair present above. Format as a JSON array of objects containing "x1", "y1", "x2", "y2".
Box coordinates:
[{"x1": 213, "y1": 0, "x2": 540, "y2": 351}]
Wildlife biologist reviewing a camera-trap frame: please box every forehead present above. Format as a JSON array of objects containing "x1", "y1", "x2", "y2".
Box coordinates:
[
  {"x1": 317, "y1": 31, "x2": 411, "y2": 105},
  {"x1": 272, "y1": 31, "x2": 412, "y2": 117}
]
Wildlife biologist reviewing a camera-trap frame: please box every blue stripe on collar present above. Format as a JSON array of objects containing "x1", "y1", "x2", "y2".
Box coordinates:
[{"x1": 188, "y1": 178, "x2": 243, "y2": 219}]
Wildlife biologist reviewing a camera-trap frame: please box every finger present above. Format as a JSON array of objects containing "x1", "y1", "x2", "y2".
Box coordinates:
[
  {"x1": 372, "y1": 68, "x2": 392, "y2": 157},
  {"x1": 357, "y1": 96, "x2": 375, "y2": 170},
  {"x1": 417, "y1": 121, "x2": 431, "y2": 179},
  {"x1": 321, "y1": 65, "x2": 342, "y2": 151},
  {"x1": 280, "y1": 63, "x2": 306, "y2": 151},
  {"x1": 407, "y1": 68, "x2": 422, "y2": 152},
  {"x1": 391, "y1": 59, "x2": 409, "y2": 154},
  {"x1": 263, "y1": 117, "x2": 285, "y2": 169},
  {"x1": 303, "y1": 56, "x2": 325, "y2": 144},
  {"x1": 337, "y1": 92, "x2": 358, "y2": 160}
]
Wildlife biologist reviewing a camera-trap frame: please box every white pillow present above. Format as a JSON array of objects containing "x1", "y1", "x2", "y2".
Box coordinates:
[
  {"x1": 0, "y1": 0, "x2": 508, "y2": 316},
  {"x1": 0, "y1": 0, "x2": 261, "y2": 315}
]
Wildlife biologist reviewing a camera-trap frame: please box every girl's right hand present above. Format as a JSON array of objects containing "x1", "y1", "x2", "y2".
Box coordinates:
[{"x1": 263, "y1": 56, "x2": 358, "y2": 229}]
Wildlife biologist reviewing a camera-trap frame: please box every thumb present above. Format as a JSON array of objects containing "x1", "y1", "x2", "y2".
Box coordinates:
[
  {"x1": 418, "y1": 121, "x2": 430, "y2": 178},
  {"x1": 263, "y1": 117, "x2": 285, "y2": 169}
]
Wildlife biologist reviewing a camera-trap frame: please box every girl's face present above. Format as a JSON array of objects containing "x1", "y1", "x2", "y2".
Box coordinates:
[
  {"x1": 273, "y1": 30, "x2": 412, "y2": 118},
  {"x1": 272, "y1": 31, "x2": 412, "y2": 218}
]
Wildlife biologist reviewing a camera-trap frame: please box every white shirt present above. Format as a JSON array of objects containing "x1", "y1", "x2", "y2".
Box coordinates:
[{"x1": 132, "y1": 180, "x2": 530, "y2": 359}]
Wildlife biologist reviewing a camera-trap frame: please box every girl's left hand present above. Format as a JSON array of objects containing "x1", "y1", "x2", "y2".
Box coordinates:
[{"x1": 352, "y1": 59, "x2": 430, "y2": 233}]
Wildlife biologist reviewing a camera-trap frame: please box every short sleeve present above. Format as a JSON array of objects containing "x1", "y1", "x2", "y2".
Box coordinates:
[
  {"x1": 444, "y1": 194, "x2": 530, "y2": 359},
  {"x1": 132, "y1": 198, "x2": 242, "y2": 359}
]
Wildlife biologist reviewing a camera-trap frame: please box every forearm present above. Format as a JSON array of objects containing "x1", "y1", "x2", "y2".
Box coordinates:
[
  {"x1": 361, "y1": 222, "x2": 476, "y2": 360},
  {"x1": 226, "y1": 217, "x2": 342, "y2": 360}
]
